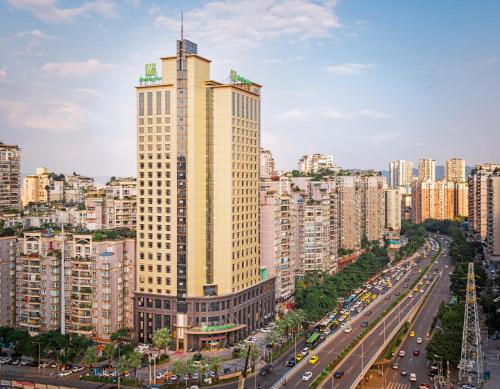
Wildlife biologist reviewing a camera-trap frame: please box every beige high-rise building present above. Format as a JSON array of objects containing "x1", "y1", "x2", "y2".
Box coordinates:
[
  {"x1": 21, "y1": 167, "x2": 65, "y2": 206},
  {"x1": 435, "y1": 180, "x2": 455, "y2": 220},
  {"x1": 487, "y1": 173, "x2": 500, "y2": 259},
  {"x1": 455, "y1": 181, "x2": 469, "y2": 218},
  {"x1": 0, "y1": 142, "x2": 21, "y2": 210},
  {"x1": 389, "y1": 160, "x2": 413, "y2": 188},
  {"x1": 360, "y1": 175, "x2": 387, "y2": 242},
  {"x1": 330, "y1": 176, "x2": 361, "y2": 250},
  {"x1": 260, "y1": 148, "x2": 275, "y2": 179},
  {"x1": 445, "y1": 158, "x2": 466, "y2": 182},
  {"x1": 418, "y1": 158, "x2": 436, "y2": 182},
  {"x1": 135, "y1": 39, "x2": 274, "y2": 350},
  {"x1": 468, "y1": 164, "x2": 500, "y2": 240},
  {"x1": 386, "y1": 188, "x2": 402, "y2": 231}
]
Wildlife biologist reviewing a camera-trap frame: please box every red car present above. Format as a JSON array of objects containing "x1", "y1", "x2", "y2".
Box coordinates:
[{"x1": 413, "y1": 349, "x2": 420, "y2": 356}]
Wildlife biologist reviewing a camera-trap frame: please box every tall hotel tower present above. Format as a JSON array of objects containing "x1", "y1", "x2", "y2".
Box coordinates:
[{"x1": 135, "y1": 38, "x2": 275, "y2": 350}]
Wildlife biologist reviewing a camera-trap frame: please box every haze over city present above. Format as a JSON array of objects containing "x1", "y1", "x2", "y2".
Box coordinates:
[{"x1": 1, "y1": 0, "x2": 500, "y2": 176}]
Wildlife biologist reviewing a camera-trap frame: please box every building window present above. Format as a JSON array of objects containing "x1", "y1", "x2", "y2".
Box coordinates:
[
  {"x1": 236, "y1": 94, "x2": 240, "y2": 117},
  {"x1": 232, "y1": 92, "x2": 235, "y2": 116},
  {"x1": 147, "y1": 92, "x2": 153, "y2": 115},
  {"x1": 165, "y1": 91, "x2": 171, "y2": 115},
  {"x1": 139, "y1": 93, "x2": 144, "y2": 116},
  {"x1": 156, "y1": 91, "x2": 162, "y2": 115}
]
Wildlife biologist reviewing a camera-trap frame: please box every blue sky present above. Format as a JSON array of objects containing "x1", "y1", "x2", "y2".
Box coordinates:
[{"x1": 1, "y1": 0, "x2": 499, "y2": 176}]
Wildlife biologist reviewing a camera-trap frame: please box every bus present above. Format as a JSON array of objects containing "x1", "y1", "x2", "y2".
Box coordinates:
[
  {"x1": 343, "y1": 294, "x2": 358, "y2": 308},
  {"x1": 306, "y1": 332, "x2": 321, "y2": 349}
]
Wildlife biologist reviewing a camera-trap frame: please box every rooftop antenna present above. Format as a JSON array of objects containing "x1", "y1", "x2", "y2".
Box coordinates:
[{"x1": 181, "y1": 10, "x2": 184, "y2": 42}]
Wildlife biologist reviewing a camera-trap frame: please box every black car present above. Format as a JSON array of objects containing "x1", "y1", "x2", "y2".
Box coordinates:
[
  {"x1": 334, "y1": 370, "x2": 344, "y2": 378},
  {"x1": 259, "y1": 364, "x2": 272, "y2": 376},
  {"x1": 319, "y1": 334, "x2": 326, "y2": 341},
  {"x1": 361, "y1": 321, "x2": 368, "y2": 328}
]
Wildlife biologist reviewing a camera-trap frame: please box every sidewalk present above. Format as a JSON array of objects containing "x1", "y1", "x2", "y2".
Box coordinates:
[{"x1": 483, "y1": 334, "x2": 500, "y2": 388}]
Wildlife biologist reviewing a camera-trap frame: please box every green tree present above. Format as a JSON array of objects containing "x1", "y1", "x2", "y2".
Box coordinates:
[
  {"x1": 82, "y1": 346, "x2": 97, "y2": 374},
  {"x1": 111, "y1": 328, "x2": 130, "y2": 344},
  {"x1": 103, "y1": 343, "x2": 116, "y2": 369},
  {"x1": 118, "y1": 354, "x2": 130, "y2": 377},
  {"x1": 127, "y1": 351, "x2": 142, "y2": 379},
  {"x1": 152, "y1": 327, "x2": 171, "y2": 356},
  {"x1": 172, "y1": 360, "x2": 187, "y2": 379},
  {"x1": 209, "y1": 357, "x2": 222, "y2": 380}
]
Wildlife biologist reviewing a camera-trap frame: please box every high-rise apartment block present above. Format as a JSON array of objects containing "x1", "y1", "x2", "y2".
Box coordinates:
[
  {"x1": 21, "y1": 167, "x2": 65, "y2": 206},
  {"x1": 386, "y1": 188, "x2": 402, "y2": 231},
  {"x1": 468, "y1": 164, "x2": 500, "y2": 243},
  {"x1": 134, "y1": 39, "x2": 274, "y2": 350},
  {"x1": 360, "y1": 176, "x2": 387, "y2": 241},
  {"x1": 418, "y1": 158, "x2": 436, "y2": 182},
  {"x1": 486, "y1": 173, "x2": 500, "y2": 260},
  {"x1": 445, "y1": 158, "x2": 466, "y2": 182},
  {"x1": 0, "y1": 142, "x2": 21, "y2": 211},
  {"x1": 298, "y1": 154, "x2": 336, "y2": 174},
  {"x1": 64, "y1": 173, "x2": 95, "y2": 204},
  {"x1": 260, "y1": 148, "x2": 275, "y2": 179},
  {"x1": 389, "y1": 160, "x2": 413, "y2": 189},
  {"x1": 0, "y1": 235, "x2": 17, "y2": 326}
]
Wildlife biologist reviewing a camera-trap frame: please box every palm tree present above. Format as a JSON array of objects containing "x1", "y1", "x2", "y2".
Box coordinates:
[
  {"x1": 127, "y1": 351, "x2": 142, "y2": 379},
  {"x1": 103, "y1": 343, "x2": 116, "y2": 369},
  {"x1": 82, "y1": 346, "x2": 97, "y2": 375},
  {"x1": 118, "y1": 354, "x2": 130, "y2": 378},
  {"x1": 209, "y1": 357, "x2": 221, "y2": 380},
  {"x1": 241, "y1": 346, "x2": 260, "y2": 372},
  {"x1": 57, "y1": 348, "x2": 71, "y2": 370},
  {"x1": 152, "y1": 327, "x2": 171, "y2": 356},
  {"x1": 172, "y1": 360, "x2": 187, "y2": 380}
]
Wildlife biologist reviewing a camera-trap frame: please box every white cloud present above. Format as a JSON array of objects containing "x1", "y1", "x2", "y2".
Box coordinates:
[
  {"x1": 0, "y1": 69, "x2": 8, "y2": 83},
  {"x1": 357, "y1": 109, "x2": 390, "y2": 119},
  {"x1": 0, "y1": 98, "x2": 92, "y2": 132},
  {"x1": 154, "y1": 0, "x2": 340, "y2": 51},
  {"x1": 325, "y1": 63, "x2": 376, "y2": 76},
  {"x1": 322, "y1": 108, "x2": 390, "y2": 119},
  {"x1": 6, "y1": 0, "x2": 116, "y2": 23},
  {"x1": 275, "y1": 109, "x2": 312, "y2": 122},
  {"x1": 40, "y1": 59, "x2": 115, "y2": 77},
  {"x1": 261, "y1": 56, "x2": 304, "y2": 64}
]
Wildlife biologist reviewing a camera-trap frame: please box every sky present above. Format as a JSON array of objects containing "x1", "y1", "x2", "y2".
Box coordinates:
[{"x1": 1, "y1": 0, "x2": 499, "y2": 177}]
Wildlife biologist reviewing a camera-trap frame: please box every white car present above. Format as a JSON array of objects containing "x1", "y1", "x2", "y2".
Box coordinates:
[
  {"x1": 58, "y1": 370, "x2": 72, "y2": 377},
  {"x1": 72, "y1": 366, "x2": 84, "y2": 373},
  {"x1": 409, "y1": 373, "x2": 417, "y2": 382},
  {"x1": 417, "y1": 337, "x2": 423, "y2": 344},
  {"x1": 399, "y1": 350, "x2": 406, "y2": 357},
  {"x1": 344, "y1": 325, "x2": 352, "y2": 333},
  {"x1": 156, "y1": 371, "x2": 167, "y2": 379},
  {"x1": 260, "y1": 328, "x2": 270, "y2": 333},
  {"x1": 245, "y1": 336, "x2": 257, "y2": 344},
  {"x1": 302, "y1": 372, "x2": 313, "y2": 381}
]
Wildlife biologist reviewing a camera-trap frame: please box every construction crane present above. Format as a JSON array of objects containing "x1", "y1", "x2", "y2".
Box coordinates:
[
  {"x1": 458, "y1": 262, "x2": 484, "y2": 388},
  {"x1": 238, "y1": 343, "x2": 252, "y2": 389}
]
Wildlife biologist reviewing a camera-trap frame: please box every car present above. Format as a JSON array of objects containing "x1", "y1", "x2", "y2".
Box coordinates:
[
  {"x1": 259, "y1": 365, "x2": 272, "y2": 376},
  {"x1": 191, "y1": 372, "x2": 200, "y2": 380},
  {"x1": 392, "y1": 362, "x2": 399, "y2": 370},
  {"x1": 420, "y1": 289, "x2": 424, "y2": 293},
  {"x1": 309, "y1": 355, "x2": 319, "y2": 365},
  {"x1": 399, "y1": 350, "x2": 406, "y2": 357},
  {"x1": 396, "y1": 292, "x2": 400, "y2": 296},
  {"x1": 401, "y1": 369, "x2": 408, "y2": 376},
  {"x1": 295, "y1": 353, "x2": 304, "y2": 362},
  {"x1": 72, "y1": 366, "x2": 84, "y2": 373},
  {"x1": 410, "y1": 373, "x2": 417, "y2": 382},
  {"x1": 260, "y1": 328, "x2": 270, "y2": 333},
  {"x1": 319, "y1": 334, "x2": 326, "y2": 341},
  {"x1": 409, "y1": 331, "x2": 416, "y2": 337},
  {"x1": 409, "y1": 294, "x2": 414, "y2": 298},
  {"x1": 170, "y1": 374, "x2": 178, "y2": 382},
  {"x1": 286, "y1": 358, "x2": 296, "y2": 367},
  {"x1": 58, "y1": 370, "x2": 72, "y2": 377},
  {"x1": 156, "y1": 371, "x2": 167, "y2": 380},
  {"x1": 365, "y1": 310, "x2": 372, "y2": 316},
  {"x1": 413, "y1": 349, "x2": 420, "y2": 356},
  {"x1": 334, "y1": 370, "x2": 344, "y2": 378},
  {"x1": 302, "y1": 347, "x2": 309, "y2": 356},
  {"x1": 302, "y1": 372, "x2": 313, "y2": 381},
  {"x1": 246, "y1": 336, "x2": 257, "y2": 344},
  {"x1": 417, "y1": 337, "x2": 423, "y2": 344},
  {"x1": 324, "y1": 328, "x2": 332, "y2": 335},
  {"x1": 344, "y1": 325, "x2": 352, "y2": 333},
  {"x1": 361, "y1": 321, "x2": 368, "y2": 328},
  {"x1": 39, "y1": 361, "x2": 49, "y2": 368},
  {"x1": 418, "y1": 384, "x2": 430, "y2": 389}
]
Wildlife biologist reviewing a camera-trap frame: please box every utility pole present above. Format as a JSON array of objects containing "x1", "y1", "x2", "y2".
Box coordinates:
[{"x1": 458, "y1": 262, "x2": 484, "y2": 388}]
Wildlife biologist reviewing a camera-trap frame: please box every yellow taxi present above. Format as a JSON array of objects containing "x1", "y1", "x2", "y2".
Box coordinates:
[
  {"x1": 296, "y1": 353, "x2": 304, "y2": 362},
  {"x1": 409, "y1": 330, "x2": 416, "y2": 338},
  {"x1": 309, "y1": 355, "x2": 319, "y2": 365}
]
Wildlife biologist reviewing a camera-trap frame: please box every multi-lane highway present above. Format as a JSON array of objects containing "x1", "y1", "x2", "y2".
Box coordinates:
[{"x1": 243, "y1": 236, "x2": 442, "y2": 389}]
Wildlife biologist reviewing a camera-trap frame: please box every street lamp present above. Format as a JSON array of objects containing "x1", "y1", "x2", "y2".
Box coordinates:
[{"x1": 32, "y1": 341, "x2": 41, "y2": 375}]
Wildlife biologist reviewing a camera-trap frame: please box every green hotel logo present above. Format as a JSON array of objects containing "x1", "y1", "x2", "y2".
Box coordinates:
[{"x1": 140, "y1": 63, "x2": 162, "y2": 84}]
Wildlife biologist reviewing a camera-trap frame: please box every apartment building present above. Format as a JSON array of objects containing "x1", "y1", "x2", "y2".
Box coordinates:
[
  {"x1": 389, "y1": 160, "x2": 413, "y2": 188},
  {"x1": 386, "y1": 188, "x2": 402, "y2": 231},
  {"x1": 69, "y1": 234, "x2": 135, "y2": 340},
  {"x1": 0, "y1": 142, "x2": 21, "y2": 211},
  {"x1": 418, "y1": 158, "x2": 436, "y2": 182},
  {"x1": 445, "y1": 158, "x2": 466, "y2": 182},
  {"x1": 455, "y1": 181, "x2": 469, "y2": 218},
  {"x1": 298, "y1": 153, "x2": 336, "y2": 174},
  {"x1": 65, "y1": 173, "x2": 95, "y2": 204},
  {"x1": 84, "y1": 191, "x2": 106, "y2": 230},
  {"x1": 16, "y1": 232, "x2": 64, "y2": 336},
  {"x1": 260, "y1": 148, "x2": 276, "y2": 180},
  {"x1": 487, "y1": 173, "x2": 500, "y2": 260},
  {"x1": 360, "y1": 175, "x2": 387, "y2": 242},
  {"x1": 468, "y1": 164, "x2": 500, "y2": 241},
  {"x1": 260, "y1": 184, "x2": 296, "y2": 302},
  {"x1": 134, "y1": 39, "x2": 274, "y2": 350},
  {"x1": 21, "y1": 167, "x2": 65, "y2": 206},
  {"x1": 105, "y1": 178, "x2": 137, "y2": 230},
  {"x1": 0, "y1": 235, "x2": 17, "y2": 326}
]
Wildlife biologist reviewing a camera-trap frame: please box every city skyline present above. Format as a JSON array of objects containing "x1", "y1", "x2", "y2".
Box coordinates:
[{"x1": 1, "y1": 0, "x2": 500, "y2": 176}]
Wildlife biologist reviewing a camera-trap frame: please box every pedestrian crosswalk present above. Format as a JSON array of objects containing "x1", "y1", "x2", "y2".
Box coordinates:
[
  {"x1": 386, "y1": 382, "x2": 411, "y2": 389},
  {"x1": 359, "y1": 381, "x2": 410, "y2": 389}
]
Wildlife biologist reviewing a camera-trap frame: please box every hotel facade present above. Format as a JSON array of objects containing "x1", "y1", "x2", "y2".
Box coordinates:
[{"x1": 134, "y1": 39, "x2": 274, "y2": 351}]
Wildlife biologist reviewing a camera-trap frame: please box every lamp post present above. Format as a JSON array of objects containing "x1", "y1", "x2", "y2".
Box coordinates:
[{"x1": 33, "y1": 342, "x2": 41, "y2": 375}]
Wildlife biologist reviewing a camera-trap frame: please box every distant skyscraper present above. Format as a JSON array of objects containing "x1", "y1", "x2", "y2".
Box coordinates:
[
  {"x1": 418, "y1": 158, "x2": 436, "y2": 181},
  {"x1": 386, "y1": 188, "x2": 402, "y2": 231},
  {"x1": 260, "y1": 148, "x2": 275, "y2": 179},
  {"x1": 486, "y1": 172, "x2": 500, "y2": 259},
  {"x1": 0, "y1": 142, "x2": 21, "y2": 210},
  {"x1": 388, "y1": 160, "x2": 413, "y2": 188},
  {"x1": 445, "y1": 157, "x2": 466, "y2": 182},
  {"x1": 135, "y1": 39, "x2": 274, "y2": 350}
]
